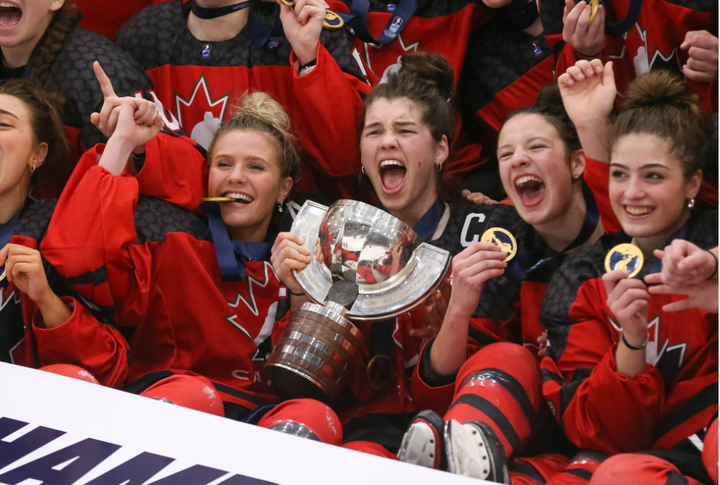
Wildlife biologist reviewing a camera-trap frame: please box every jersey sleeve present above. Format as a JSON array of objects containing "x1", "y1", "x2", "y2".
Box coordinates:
[
  {"x1": 411, "y1": 338, "x2": 461, "y2": 415},
  {"x1": 134, "y1": 132, "x2": 208, "y2": 211},
  {"x1": 41, "y1": 145, "x2": 144, "y2": 313},
  {"x1": 539, "y1": 248, "x2": 664, "y2": 454},
  {"x1": 288, "y1": 37, "x2": 371, "y2": 178},
  {"x1": 584, "y1": 157, "x2": 620, "y2": 234},
  {"x1": 32, "y1": 297, "x2": 130, "y2": 388}
]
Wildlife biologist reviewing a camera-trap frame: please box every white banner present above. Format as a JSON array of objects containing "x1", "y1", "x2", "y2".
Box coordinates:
[{"x1": 0, "y1": 363, "x2": 484, "y2": 485}]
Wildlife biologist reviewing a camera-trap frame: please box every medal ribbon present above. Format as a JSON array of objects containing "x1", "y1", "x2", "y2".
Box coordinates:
[
  {"x1": 505, "y1": 186, "x2": 600, "y2": 281},
  {"x1": 412, "y1": 199, "x2": 445, "y2": 242},
  {"x1": 600, "y1": 0, "x2": 643, "y2": 36},
  {"x1": 202, "y1": 201, "x2": 272, "y2": 281},
  {"x1": 190, "y1": 0, "x2": 256, "y2": 19},
  {"x1": 189, "y1": 0, "x2": 284, "y2": 48},
  {"x1": 337, "y1": 0, "x2": 418, "y2": 46},
  {"x1": 379, "y1": 199, "x2": 445, "y2": 243}
]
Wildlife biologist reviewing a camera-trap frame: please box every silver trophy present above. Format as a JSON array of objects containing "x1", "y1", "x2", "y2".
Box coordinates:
[{"x1": 266, "y1": 200, "x2": 451, "y2": 403}]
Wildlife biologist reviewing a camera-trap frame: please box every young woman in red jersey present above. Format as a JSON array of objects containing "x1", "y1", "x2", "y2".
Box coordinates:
[
  {"x1": 539, "y1": 64, "x2": 717, "y2": 484},
  {"x1": 35, "y1": 90, "x2": 320, "y2": 420},
  {"x1": 0, "y1": 0, "x2": 154, "y2": 198}
]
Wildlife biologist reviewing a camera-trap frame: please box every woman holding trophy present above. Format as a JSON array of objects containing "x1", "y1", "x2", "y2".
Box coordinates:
[
  {"x1": 34, "y1": 88, "x2": 329, "y2": 421},
  {"x1": 262, "y1": 52, "x2": 522, "y2": 458}
]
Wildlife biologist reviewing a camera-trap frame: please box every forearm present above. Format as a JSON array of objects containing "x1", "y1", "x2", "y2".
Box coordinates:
[
  {"x1": 614, "y1": 333, "x2": 648, "y2": 378},
  {"x1": 429, "y1": 307, "x2": 471, "y2": 375},
  {"x1": 34, "y1": 292, "x2": 73, "y2": 329},
  {"x1": 576, "y1": 118, "x2": 611, "y2": 163},
  {"x1": 99, "y1": 136, "x2": 136, "y2": 176}
]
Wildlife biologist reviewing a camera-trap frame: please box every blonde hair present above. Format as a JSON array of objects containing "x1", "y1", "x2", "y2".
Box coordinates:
[{"x1": 208, "y1": 92, "x2": 301, "y2": 182}]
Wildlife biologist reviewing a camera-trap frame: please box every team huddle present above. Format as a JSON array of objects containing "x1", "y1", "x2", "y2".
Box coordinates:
[{"x1": 0, "y1": 0, "x2": 718, "y2": 484}]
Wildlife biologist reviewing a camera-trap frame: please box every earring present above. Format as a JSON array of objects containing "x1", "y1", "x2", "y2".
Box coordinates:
[
  {"x1": 277, "y1": 202, "x2": 283, "y2": 213},
  {"x1": 361, "y1": 166, "x2": 366, "y2": 175},
  {"x1": 573, "y1": 173, "x2": 580, "y2": 179},
  {"x1": 436, "y1": 163, "x2": 443, "y2": 172},
  {"x1": 687, "y1": 198, "x2": 695, "y2": 209},
  {"x1": 30, "y1": 164, "x2": 36, "y2": 173}
]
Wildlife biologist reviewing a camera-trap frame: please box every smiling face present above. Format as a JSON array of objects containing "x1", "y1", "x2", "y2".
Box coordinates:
[
  {"x1": 497, "y1": 113, "x2": 582, "y2": 227},
  {"x1": 0, "y1": 93, "x2": 44, "y2": 199},
  {"x1": 0, "y1": 0, "x2": 63, "y2": 51},
  {"x1": 610, "y1": 133, "x2": 701, "y2": 240},
  {"x1": 360, "y1": 97, "x2": 448, "y2": 222},
  {"x1": 207, "y1": 129, "x2": 293, "y2": 242}
]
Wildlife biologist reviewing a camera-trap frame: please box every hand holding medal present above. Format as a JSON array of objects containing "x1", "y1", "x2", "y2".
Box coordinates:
[
  {"x1": 602, "y1": 244, "x2": 649, "y2": 348},
  {"x1": 481, "y1": 228, "x2": 517, "y2": 262}
]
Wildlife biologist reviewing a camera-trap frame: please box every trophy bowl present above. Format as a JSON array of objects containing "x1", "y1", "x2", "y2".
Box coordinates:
[{"x1": 266, "y1": 200, "x2": 450, "y2": 402}]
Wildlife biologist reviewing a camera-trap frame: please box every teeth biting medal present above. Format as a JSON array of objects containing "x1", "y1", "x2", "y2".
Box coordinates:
[
  {"x1": 605, "y1": 243, "x2": 643, "y2": 278},
  {"x1": 481, "y1": 228, "x2": 517, "y2": 262},
  {"x1": 201, "y1": 197, "x2": 236, "y2": 203}
]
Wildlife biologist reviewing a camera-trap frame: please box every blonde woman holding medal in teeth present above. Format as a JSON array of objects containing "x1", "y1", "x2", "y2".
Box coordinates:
[
  {"x1": 35, "y1": 87, "x2": 336, "y2": 421},
  {"x1": 539, "y1": 61, "x2": 717, "y2": 483}
]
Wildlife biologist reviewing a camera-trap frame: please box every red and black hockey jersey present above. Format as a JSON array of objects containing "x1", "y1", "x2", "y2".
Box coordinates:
[
  {"x1": 0, "y1": 22, "x2": 155, "y2": 199},
  {"x1": 327, "y1": 0, "x2": 489, "y2": 183},
  {"x1": 0, "y1": 200, "x2": 57, "y2": 366},
  {"x1": 38, "y1": 145, "x2": 307, "y2": 417},
  {"x1": 115, "y1": 0, "x2": 371, "y2": 200},
  {"x1": 540, "y1": 0, "x2": 718, "y2": 113},
  {"x1": 540, "y1": 211, "x2": 718, "y2": 455},
  {"x1": 0, "y1": 199, "x2": 120, "y2": 375},
  {"x1": 459, "y1": 19, "x2": 555, "y2": 157},
  {"x1": 75, "y1": 0, "x2": 157, "y2": 39},
  {"x1": 411, "y1": 176, "x2": 616, "y2": 413}
]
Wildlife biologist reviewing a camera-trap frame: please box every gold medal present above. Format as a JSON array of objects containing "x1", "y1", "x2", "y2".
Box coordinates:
[
  {"x1": 323, "y1": 10, "x2": 344, "y2": 29},
  {"x1": 276, "y1": 1, "x2": 344, "y2": 30},
  {"x1": 605, "y1": 243, "x2": 644, "y2": 278},
  {"x1": 588, "y1": 0, "x2": 600, "y2": 26},
  {"x1": 481, "y1": 228, "x2": 517, "y2": 262},
  {"x1": 0, "y1": 268, "x2": 5, "y2": 282},
  {"x1": 200, "y1": 197, "x2": 236, "y2": 203}
]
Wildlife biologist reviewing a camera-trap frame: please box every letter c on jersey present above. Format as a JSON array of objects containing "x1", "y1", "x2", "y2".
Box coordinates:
[{"x1": 461, "y1": 213, "x2": 487, "y2": 247}]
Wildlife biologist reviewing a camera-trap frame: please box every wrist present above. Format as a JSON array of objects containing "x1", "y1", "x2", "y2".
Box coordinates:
[
  {"x1": 294, "y1": 43, "x2": 318, "y2": 67},
  {"x1": 35, "y1": 292, "x2": 72, "y2": 329},
  {"x1": 573, "y1": 47, "x2": 605, "y2": 60},
  {"x1": 621, "y1": 330, "x2": 648, "y2": 349}
]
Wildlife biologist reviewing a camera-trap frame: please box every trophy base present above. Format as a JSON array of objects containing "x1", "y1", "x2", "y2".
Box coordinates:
[
  {"x1": 266, "y1": 364, "x2": 334, "y2": 404},
  {"x1": 266, "y1": 302, "x2": 367, "y2": 403}
]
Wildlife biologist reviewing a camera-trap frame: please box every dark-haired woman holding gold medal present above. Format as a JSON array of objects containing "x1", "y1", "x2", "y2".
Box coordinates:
[
  {"x1": 539, "y1": 61, "x2": 717, "y2": 483},
  {"x1": 393, "y1": 72, "x2": 621, "y2": 482}
]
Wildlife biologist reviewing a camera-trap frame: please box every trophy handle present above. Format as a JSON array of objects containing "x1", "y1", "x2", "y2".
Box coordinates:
[{"x1": 291, "y1": 200, "x2": 332, "y2": 305}]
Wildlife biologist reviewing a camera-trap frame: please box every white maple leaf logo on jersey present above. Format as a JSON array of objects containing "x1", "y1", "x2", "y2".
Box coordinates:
[
  {"x1": 608, "y1": 313, "x2": 688, "y2": 372},
  {"x1": 175, "y1": 75, "x2": 231, "y2": 149},
  {"x1": 223, "y1": 262, "x2": 280, "y2": 361}
]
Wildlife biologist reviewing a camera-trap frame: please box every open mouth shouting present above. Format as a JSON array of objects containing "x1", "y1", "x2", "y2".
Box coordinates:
[
  {"x1": 0, "y1": 2, "x2": 22, "y2": 29},
  {"x1": 222, "y1": 191, "x2": 254, "y2": 206},
  {"x1": 514, "y1": 174, "x2": 545, "y2": 207},
  {"x1": 379, "y1": 159, "x2": 406, "y2": 195}
]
